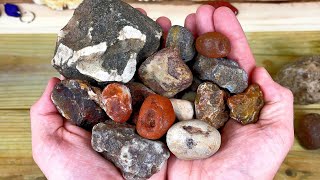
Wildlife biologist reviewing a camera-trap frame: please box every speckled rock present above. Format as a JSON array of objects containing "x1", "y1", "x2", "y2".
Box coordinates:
[
  {"x1": 295, "y1": 113, "x2": 320, "y2": 150},
  {"x1": 195, "y1": 82, "x2": 229, "y2": 129},
  {"x1": 51, "y1": 79, "x2": 107, "y2": 130},
  {"x1": 227, "y1": 84, "x2": 264, "y2": 125},
  {"x1": 170, "y1": 99, "x2": 194, "y2": 121},
  {"x1": 165, "y1": 25, "x2": 195, "y2": 62},
  {"x1": 166, "y1": 119, "x2": 221, "y2": 160},
  {"x1": 52, "y1": 0, "x2": 162, "y2": 84},
  {"x1": 92, "y1": 122, "x2": 170, "y2": 180},
  {"x1": 138, "y1": 47, "x2": 193, "y2": 98},
  {"x1": 275, "y1": 56, "x2": 320, "y2": 105},
  {"x1": 193, "y1": 55, "x2": 248, "y2": 93}
]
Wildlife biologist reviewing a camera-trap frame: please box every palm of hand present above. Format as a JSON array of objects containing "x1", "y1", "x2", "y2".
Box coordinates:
[{"x1": 30, "y1": 6, "x2": 293, "y2": 180}]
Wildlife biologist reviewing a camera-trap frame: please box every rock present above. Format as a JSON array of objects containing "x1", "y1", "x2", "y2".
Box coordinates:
[
  {"x1": 127, "y1": 82, "x2": 155, "y2": 124},
  {"x1": 165, "y1": 25, "x2": 195, "y2": 62},
  {"x1": 52, "y1": 0, "x2": 162, "y2": 84},
  {"x1": 275, "y1": 56, "x2": 320, "y2": 105},
  {"x1": 137, "y1": 94, "x2": 176, "y2": 140},
  {"x1": 195, "y1": 32, "x2": 231, "y2": 58},
  {"x1": 181, "y1": 91, "x2": 197, "y2": 102},
  {"x1": 138, "y1": 47, "x2": 193, "y2": 98},
  {"x1": 193, "y1": 55, "x2": 248, "y2": 93},
  {"x1": 166, "y1": 119, "x2": 221, "y2": 160},
  {"x1": 295, "y1": 113, "x2": 320, "y2": 150},
  {"x1": 170, "y1": 99, "x2": 194, "y2": 121},
  {"x1": 51, "y1": 79, "x2": 107, "y2": 130},
  {"x1": 92, "y1": 122, "x2": 170, "y2": 180},
  {"x1": 195, "y1": 82, "x2": 229, "y2": 129},
  {"x1": 227, "y1": 84, "x2": 264, "y2": 125},
  {"x1": 101, "y1": 83, "x2": 132, "y2": 123}
]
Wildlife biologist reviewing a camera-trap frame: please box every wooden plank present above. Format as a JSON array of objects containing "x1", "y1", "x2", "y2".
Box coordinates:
[
  {"x1": 1, "y1": 3, "x2": 320, "y2": 33},
  {"x1": 0, "y1": 109, "x2": 319, "y2": 179},
  {"x1": 0, "y1": 110, "x2": 44, "y2": 180},
  {"x1": 1, "y1": 32, "x2": 320, "y2": 109}
]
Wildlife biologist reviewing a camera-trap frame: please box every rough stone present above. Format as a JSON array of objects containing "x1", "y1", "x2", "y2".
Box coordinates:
[
  {"x1": 195, "y1": 82, "x2": 229, "y2": 129},
  {"x1": 275, "y1": 56, "x2": 320, "y2": 105},
  {"x1": 138, "y1": 47, "x2": 193, "y2": 98},
  {"x1": 193, "y1": 55, "x2": 248, "y2": 93},
  {"x1": 165, "y1": 25, "x2": 196, "y2": 62},
  {"x1": 51, "y1": 79, "x2": 107, "y2": 130},
  {"x1": 295, "y1": 113, "x2": 320, "y2": 150},
  {"x1": 166, "y1": 119, "x2": 221, "y2": 160},
  {"x1": 101, "y1": 83, "x2": 132, "y2": 123},
  {"x1": 137, "y1": 94, "x2": 176, "y2": 139},
  {"x1": 92, "y1": 122, "x2": 170, "y2": 180},
  {"x1": 195, "y1": 32, "x2": 231, "y2": 58},
  {"x1": 227, "y1": 84, "x2": 264, "y2": 125},
  {"x1": 52, "y1": 0, "x2": 162, "y2": 84},
  {"x1": 170, "y1": 99, "x2": 194, "y2": 121}
]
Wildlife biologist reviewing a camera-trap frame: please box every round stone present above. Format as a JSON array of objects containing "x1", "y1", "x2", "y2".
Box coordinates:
[
  {"x1": 137, "y1": 94, "x2": 176, "y2": 140},
  {"x1": 166, "y1": 119, "x2": 221, "y2": 160},
  {"x1": 295, "y1": 113, "x2": 320, "y2": 150},
  {"x1": 170, "y1": 98, "x2": 194, "y2": 121},
  {"x1": 195, "y1": 32, "x2": 231, "y2": 58},
  {"x1": 101, "y1": 83, "x2": 132, "y2": 123}
]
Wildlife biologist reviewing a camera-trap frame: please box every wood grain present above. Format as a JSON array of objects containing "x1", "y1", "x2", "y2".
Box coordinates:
[{"x1": 0, "y1": 32, "x2": 319, "y2": 179}]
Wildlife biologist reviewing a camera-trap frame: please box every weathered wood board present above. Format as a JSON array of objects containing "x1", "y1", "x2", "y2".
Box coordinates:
[{"x1": 0, "y1": 32, "x2": 319, "y2": 179}]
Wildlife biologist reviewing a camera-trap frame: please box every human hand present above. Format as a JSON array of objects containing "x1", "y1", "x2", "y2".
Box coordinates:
[{"x1": 157, "y1": 5, "x2": 294, "y2": 180}]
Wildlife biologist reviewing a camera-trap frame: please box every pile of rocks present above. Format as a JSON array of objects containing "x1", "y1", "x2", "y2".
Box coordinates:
[{"x1": 50, "y1": 0, "x2": 264, "y2": 179}]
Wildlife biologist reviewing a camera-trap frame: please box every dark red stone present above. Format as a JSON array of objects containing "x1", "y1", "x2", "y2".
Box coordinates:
[
  {"x1": 295, "y1": 113, "x2": 320, "y2": 150},
  {"x1": 196, "y1": 32, "x2": 231, "y2": 58}
]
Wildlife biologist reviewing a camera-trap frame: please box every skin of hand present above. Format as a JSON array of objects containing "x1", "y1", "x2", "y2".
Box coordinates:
[{"x1": 30, "y1": 5, "x2": 294, "y2": 180}]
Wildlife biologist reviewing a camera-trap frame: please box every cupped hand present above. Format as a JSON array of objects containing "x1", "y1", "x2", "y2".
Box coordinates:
[
  {"x1": 30, "y1": 5, "x2": 294, "y2": 180},
  {"x1": 160, "y1": 5, "x2": 294, "y2": 180}
]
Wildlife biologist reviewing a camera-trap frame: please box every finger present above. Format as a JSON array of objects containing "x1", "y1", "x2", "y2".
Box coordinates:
[
  {"x1": 251, "y1": 67, "x2": 285, "y2": 104},
  {"x1": 156, "y1": 16, "x2": 172, "y2": 33},
  {"x1": 30, "y1": 77, "x2": 63, "y2": 135},
  {"x1": 136, "y1": 8, "x2": 147, "y2": 15},
  {"x1": 60, "y1": 75, "x2": 66, "y2": 80},
  {"x1": 213, "y1": 7, "x2": 255, "y2": 75},
  {"x1": 184, "y1": 13, "x2": 197, "y2": 37},
  {"x1": 195, "y1": 5, "x2": 215, "y2": 35}
]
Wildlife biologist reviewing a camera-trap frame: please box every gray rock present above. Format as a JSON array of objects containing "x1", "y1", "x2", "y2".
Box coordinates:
[
  {"x1": 52, "y1": 0, "x2": 162, "y2": 84},
  {"x1": 181, "y1": 91, "x2": 197, "y2": 102},
  {"x1": 51, "y1": 79, "x2": 107, "y2": 130},
  {"x1": 166, "y1": 119, "x2": 221, "y2": 160},
  {"x1": 92, "y1": 122, "x2": 170, "y2": 180},
  {"x1": 165, "y1": 25, "x2": 195, "y2": 62},
  {"x1": 275, "y1": 56, "x2": 320, "y2": 105},
  {"x1": 170, "y1": 99, "x2": 194, "y2": 121},
  {"x1": 195, "y1": 82, "x2": 229, "y2": 129},
  {"x1": 193, "y1": 55, "x2": 248, "y2": 93},
  {"x1": 138, "y1": 47, "x2": 193, "y2": 98}
]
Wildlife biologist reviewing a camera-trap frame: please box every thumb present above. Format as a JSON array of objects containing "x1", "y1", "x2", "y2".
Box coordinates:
[{"x1": 30, "y1": 77, "x2": 63, "y2": 136}]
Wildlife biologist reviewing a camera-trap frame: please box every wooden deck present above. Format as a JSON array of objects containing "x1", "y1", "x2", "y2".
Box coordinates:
[{"x1": 0, "y1": 2, "x2": 320, "y2": 179}]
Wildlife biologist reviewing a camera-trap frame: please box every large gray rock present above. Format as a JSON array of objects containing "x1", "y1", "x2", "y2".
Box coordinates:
[
  {"x1": 275, "y1": 56, "x2": 320, "y2": 105},
  {"x1": 92, "y1": 122, "x2": 170, "y2": 180},
  {"x1": 52, "y1": 0, "x2": 162, "y2": 84},
  {"x1": 193, "y1": 55, "x2": 248, "y2": 94}
]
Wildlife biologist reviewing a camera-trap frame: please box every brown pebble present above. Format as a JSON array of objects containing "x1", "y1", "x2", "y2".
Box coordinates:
[
  {"x1": 227, "y1": 84, "x2": 264, "y2": 125},
  {"x1": 195, "y1": 32, "x2": 231, "y2": 58},
  {"x1": 295, "y1": 113, "x2": 320, "y2": 150}
]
